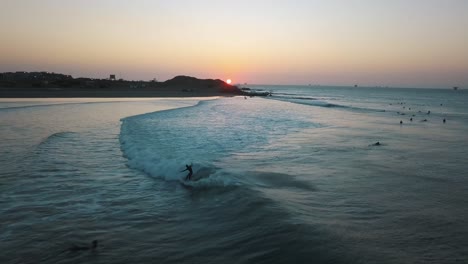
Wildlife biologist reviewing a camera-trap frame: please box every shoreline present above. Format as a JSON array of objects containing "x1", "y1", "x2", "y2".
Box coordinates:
[{"x1": 0, "y1": 87, "x2": 237, "y2": 98}]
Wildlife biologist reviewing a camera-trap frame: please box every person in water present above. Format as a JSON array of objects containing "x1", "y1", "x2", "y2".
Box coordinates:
[
  {"x1": 181, "y1": 164, "x2": 193, "y2": 180},
  {"x1": 68, "y1": 240, "x2": 98, "y2": 252}
]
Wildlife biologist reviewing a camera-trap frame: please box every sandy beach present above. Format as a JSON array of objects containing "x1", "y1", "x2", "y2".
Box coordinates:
[{"x1": 0, "y1": 86, "x2": 235, "y2": 98}]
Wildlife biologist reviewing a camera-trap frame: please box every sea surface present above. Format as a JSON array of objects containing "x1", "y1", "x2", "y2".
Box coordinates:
[{"x1": 1, "y1": 87, "x2": 467, "y2": 264}]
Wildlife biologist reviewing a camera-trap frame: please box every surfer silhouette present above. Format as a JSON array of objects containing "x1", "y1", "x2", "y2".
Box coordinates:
[{"x1": 181, "y1": 164, "x2": 193, "y2": 180}]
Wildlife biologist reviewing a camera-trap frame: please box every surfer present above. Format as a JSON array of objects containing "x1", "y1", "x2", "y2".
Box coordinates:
[{"x1": 181, "y1": 164, "x2": 193, "y2": 180}]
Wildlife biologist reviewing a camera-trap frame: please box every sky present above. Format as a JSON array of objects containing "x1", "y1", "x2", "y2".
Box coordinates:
[{"x1": 1, "y1": 0, "x2": 467, "y2": 88}]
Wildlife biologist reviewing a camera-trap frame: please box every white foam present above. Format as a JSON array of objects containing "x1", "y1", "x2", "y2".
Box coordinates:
[
  {"x1": 119, "y1": 101, "x2": 241, "y2": 186},
  {"x1": 119, "y1": 97, "x2": 319, "y2": 187}
]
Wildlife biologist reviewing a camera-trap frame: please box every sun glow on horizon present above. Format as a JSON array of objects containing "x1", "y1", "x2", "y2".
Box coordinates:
[{"x1": 1, "y1": 1, "x2": 467, "y2": 88}]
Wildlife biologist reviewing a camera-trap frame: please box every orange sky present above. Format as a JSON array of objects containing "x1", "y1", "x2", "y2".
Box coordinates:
[{"x1": 1, "y1": 0, "x2": 467, "y2": 88}]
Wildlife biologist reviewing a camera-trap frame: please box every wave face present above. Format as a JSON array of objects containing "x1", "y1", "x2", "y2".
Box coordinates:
[
  {"x1": 270, "y1": 93, "x2": 388, "y2": 113},
  {"x1": 118, "y1": 98, "x2": 360, "y2": 263},
  {"x1": 120, "y1": 98, "x2": 320, "y2": 186}
]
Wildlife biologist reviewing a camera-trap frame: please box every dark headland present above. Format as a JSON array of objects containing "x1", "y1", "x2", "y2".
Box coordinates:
[{"x1": 0, "y1": 72, "x2": 245, "y2": 98}]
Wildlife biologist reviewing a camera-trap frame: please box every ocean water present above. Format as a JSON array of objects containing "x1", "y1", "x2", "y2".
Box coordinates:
[{"x1": 1, "y1": 87, "x2": 467, "y2": 264}]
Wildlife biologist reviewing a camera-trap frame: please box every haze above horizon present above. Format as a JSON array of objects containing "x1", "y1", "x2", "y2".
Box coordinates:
[{"x1": 1, "y1": 0, "x2": 467, "y2": 88}]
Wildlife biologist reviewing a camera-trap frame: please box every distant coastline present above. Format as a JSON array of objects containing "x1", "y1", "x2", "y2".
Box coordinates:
[{"x1": 0, "y1": 72, "x2": 243, "y2": 98}]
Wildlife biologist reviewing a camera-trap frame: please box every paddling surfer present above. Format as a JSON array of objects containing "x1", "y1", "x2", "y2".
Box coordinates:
[
  {"x1": 181, "y1": 164, "x2": 193, "y2": 180},
  {"x1": 65, "y1": 240, "x2": 98, "y2": 252}
]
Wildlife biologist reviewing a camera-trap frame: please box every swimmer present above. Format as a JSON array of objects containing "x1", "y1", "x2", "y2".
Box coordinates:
[
  {"x1": 443, "y1": 118, "x2": 446, "y2": 123},
  {"x1": 400, "y1": 120, "x2": 403, "y2": 124},
  {"x1": 372, "y1": 141, "x2": 381, "y2": 146},
  {"x1": 410, "y1": 117, "x2": 413, "y2": 121}
]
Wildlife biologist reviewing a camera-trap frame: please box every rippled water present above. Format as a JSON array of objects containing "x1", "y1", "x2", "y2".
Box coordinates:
[{"x1": 1, "y1": 88, "x2": 468, "y2": 264}]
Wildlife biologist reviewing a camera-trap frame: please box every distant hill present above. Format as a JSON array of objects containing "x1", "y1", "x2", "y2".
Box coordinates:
[{"x1": 162, "y1": 75, "x2": 241, "y2": 94}]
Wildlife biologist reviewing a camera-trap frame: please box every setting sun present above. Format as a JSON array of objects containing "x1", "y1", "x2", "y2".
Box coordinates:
[{"x1": 226, "y1": 79, "x2": 232, "y2": 84}]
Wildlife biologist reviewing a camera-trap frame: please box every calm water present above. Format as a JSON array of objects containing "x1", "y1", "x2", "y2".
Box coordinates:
[{"x1": 1, "y1": 87, "x2": 467, "y2": 264}]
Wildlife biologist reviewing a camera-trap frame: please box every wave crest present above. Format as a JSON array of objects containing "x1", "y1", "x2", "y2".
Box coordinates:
[{"x1": 271, "y1": 95, "x2": 386, "y2": 112}]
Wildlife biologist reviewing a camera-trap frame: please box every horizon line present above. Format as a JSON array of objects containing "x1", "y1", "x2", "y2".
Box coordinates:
[{"x1": 1, "y1": 70, "x2": 463, "y2": 90}]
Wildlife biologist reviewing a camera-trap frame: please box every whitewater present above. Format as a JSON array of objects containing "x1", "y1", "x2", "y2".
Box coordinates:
[{"x1": 1, "y1": 87, "x2": 467, "y2": 264}]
